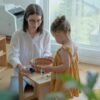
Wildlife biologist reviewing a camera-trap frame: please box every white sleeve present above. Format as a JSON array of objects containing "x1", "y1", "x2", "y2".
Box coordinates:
[
  {"x1": 8, "y1": 33, "x2": 21, "y2": 68},
  {"x1": 43, "y1": 33, "x2": 52, "y2": 57}
]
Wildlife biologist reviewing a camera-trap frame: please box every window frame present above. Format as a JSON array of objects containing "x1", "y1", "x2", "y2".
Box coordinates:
[{"x1": 37, "y1": 0, "x2": 100, "y2": 65}]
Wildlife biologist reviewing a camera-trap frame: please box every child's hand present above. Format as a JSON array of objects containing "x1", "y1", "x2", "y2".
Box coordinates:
[{"x1": 39, "y1": 65, "x2": 51, "y2": 73}]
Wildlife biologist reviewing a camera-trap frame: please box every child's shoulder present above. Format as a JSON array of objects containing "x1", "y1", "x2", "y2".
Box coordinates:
[
  {"x1": 64, "y1": 42, "x2": 78, "y2": 52},
  {"x1": 57, "y1": 47, "x2": 69, "y2": 56},
  {"x1": 56, "y1": 48, "x2": 62, "y2": 54}
]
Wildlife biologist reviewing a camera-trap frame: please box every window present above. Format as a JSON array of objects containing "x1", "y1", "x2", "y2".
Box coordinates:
[{"x1": 37, "y1": 0, "x2": 100, "y2": 65}]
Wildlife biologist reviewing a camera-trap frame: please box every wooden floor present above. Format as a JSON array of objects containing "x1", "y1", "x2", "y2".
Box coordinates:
[{"x1": 79, "y1": 63, "x2": 100, "y2": 72}]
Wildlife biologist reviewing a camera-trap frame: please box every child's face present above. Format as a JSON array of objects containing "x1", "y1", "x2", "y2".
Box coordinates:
[{"x1": 52, "y1": 31, "x2": 67, "y2": 44}]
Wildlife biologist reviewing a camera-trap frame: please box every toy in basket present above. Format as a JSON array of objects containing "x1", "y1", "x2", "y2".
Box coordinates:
[{"x1": 30, "y1": 57, "x2": 53, "y2": 73}]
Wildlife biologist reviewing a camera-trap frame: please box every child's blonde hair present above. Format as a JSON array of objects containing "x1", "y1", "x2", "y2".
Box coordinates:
[{"x1": 51, "y1": 15, "x2": 71, "y2": 34}]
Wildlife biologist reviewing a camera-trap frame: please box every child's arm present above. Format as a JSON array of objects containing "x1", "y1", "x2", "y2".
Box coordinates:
[
  {"x1": 48, "y1": 64, "x2": 66, "y2": 73},
  {"x1": 40, "y1": 49, "x2": 71, "y2": 73}
]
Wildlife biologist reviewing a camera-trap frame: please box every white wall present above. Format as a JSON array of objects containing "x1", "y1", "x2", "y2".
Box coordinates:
[
  {"x1": 0, "y1": 0, "x2": 4, "y2": 4},
  {"x1": 0, "y1": 0, "x2": 36, "y2": 8}
]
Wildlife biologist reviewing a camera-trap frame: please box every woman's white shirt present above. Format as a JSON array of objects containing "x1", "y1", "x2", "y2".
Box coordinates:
[{"x1": 8, "y1": 30, "x2": 51, "y2": 76}]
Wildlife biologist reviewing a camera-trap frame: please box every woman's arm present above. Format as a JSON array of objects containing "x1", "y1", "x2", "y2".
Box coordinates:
[{"x1": 8, "y1": 33, "x2": 21, "y2": 68}]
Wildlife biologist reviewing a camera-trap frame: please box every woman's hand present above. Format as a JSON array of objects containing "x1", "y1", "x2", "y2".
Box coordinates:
[{"x1": 17, "y1": 64, "x2": 30, "y2": 76}]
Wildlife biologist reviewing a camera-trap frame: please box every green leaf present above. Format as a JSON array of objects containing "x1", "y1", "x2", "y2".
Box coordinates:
[
  {"x1": 55, "y1": 73, "x2": 75, "y2": 81},
  {"x1": 82, "y1": 86, "x2": 98, "y2": 100},
  {"x1": 44, "y1": 92, "x2": 66, "y2": 100},
  {"x1": 87, "y1": 71, "x2": 98, "y2": 89},
  {"x1": 64, "y1": 80, "x2": 79, "y2": 89}
]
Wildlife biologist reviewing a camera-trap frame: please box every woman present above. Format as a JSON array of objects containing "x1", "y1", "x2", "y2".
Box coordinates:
[{"x1": 8, "y1": 4, "x2": 51, "y2": 92}]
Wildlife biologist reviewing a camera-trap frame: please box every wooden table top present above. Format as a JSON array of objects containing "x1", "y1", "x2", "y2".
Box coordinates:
[{"x1": 27, "y1": 72, "x2": 51, "y2": 85}]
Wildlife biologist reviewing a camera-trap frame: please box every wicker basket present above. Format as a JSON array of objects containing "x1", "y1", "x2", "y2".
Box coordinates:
[{"x1": 30, "y1": 57, "x2": 53, "y2": 73}]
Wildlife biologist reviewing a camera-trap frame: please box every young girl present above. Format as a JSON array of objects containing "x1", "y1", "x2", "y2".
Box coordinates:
[{"x1": 40, "y1": 15, "x2": 80, "y2": 99}]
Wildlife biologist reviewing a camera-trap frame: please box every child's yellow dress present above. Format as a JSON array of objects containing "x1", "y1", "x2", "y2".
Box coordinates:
[{"x1": 50, "y1": 46, "x2": 80, "y2": 99}]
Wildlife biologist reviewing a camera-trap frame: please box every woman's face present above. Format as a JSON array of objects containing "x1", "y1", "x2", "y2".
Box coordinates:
[
  {"x1": 27, "y1": 14, "x2": 42, "y2": 33},
  {"x1": 52, "y1": 31, "x2": 67, "y2": 44}
]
